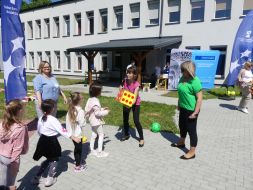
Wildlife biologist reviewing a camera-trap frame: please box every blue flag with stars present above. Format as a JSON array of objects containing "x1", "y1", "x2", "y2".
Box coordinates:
[
  {"x1": 227, "y1": 10, "x2": 253, "y2": 85},
  {"x1": 1, "y1": 0, "x2": 27, "y2": 103}
]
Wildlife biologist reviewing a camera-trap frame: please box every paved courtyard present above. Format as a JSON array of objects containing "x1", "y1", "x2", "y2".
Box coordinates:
[{"x1": 15, "y1": 85, "x2": 253, "y2": 190}]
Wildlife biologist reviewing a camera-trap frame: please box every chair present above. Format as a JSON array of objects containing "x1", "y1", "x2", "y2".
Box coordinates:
[{"x1": 155, "y1": 75, "x2": 168, "y2": 91}]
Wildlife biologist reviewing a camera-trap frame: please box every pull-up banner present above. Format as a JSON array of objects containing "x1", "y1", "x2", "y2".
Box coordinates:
[
  {"x1": 1, "y1": 0, "x2": 27, "y2": 103},
  {"x1": 169, "y1": 49, "x2": 220, "y2": 90},
  {"x1": 227, "y1": 10, "x2": 253, "y2": 85}
]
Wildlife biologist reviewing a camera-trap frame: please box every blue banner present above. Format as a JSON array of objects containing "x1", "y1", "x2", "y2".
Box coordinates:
[
  {"x1": 1, "y1": 0, "x2": 27, "y2": 103},
  {"x1": 192, "y1": 50, "x2": 220, "y2": 89},
  {"x1": 227, "y1": 10, "x2": 253, "y2": 85}
]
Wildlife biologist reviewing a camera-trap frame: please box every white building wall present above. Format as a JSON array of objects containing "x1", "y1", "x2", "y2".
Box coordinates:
[{"x1": 19, "y1": 0, "x2": 250, "y2": 84}]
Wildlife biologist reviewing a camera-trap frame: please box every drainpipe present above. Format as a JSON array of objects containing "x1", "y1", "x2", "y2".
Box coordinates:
[{"x1": 159, "y1": 0, "x2": 164, "y2": 38}]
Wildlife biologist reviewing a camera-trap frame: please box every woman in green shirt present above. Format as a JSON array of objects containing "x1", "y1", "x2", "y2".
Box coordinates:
[{"x1": 171, "y1": 61, "x2": 202, "y2": 160}]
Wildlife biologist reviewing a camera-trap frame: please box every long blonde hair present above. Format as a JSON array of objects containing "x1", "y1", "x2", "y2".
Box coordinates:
[
  {"x1": 68, "y1": 92, "x2": 82, "y2": 129},
  {"x1": 180, "y1": 61, "x2": 196, "y2": 79},
  {"x1": 2, "y1": 100, "x2": 23, "y2": 133}
]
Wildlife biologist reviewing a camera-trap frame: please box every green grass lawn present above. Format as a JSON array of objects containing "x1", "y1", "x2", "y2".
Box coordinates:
[
  {"x1": 0, "y1": 72, "x2": 84, "y2": 86},
  {"x1": 0, "y1": 83, "x2": 178, "y2": 133}
]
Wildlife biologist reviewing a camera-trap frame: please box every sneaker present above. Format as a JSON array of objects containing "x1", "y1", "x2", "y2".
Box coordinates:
[
  {"x1": 74, "y1": 164, "x2": 87, "y2": 172},
  {"x1": 44, "y1": 177, "x2": 57, "y2": 187},
  {"x1": 96, "y1": 151, "x2": 109, "y2": 158},
  {"x1": 30, "y1": 176, "x2": 43, "y2": 185},
  {"x1": 241, "y1": 108, "x2": 249, "y2": 114},
  {"x1": 90, "y1": 150, "x2": 97, "y2": 156}
]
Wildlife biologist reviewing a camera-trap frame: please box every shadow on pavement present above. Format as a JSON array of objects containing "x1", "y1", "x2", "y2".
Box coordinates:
[
  {"x1": 26, "y1": 118, "x2": 38, "y2": 137},
  {"x1": 115, "y1": 126, "x2": 139, "y2": 141},
  {"x1": 219, "y1": 103, "x2": 237, "y2": 110},
  {"x1": 160, "y1": 131, "x2": 188, "y2": 153},
  {"x1": 56, "y1": 150, "x2": 74, "y2": 178},
  {"x1": 17, "y1": 166, "x2": 40, "y2": 190}
]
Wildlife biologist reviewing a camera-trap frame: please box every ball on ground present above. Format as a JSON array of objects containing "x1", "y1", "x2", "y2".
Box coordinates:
[{"x1": 151, "y1": 122, "x2": 161, "y2": 133}]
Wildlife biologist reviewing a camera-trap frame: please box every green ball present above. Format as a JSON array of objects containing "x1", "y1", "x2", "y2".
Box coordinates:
[{"x1": 151, "y1": 122, "x2": 161, "y2": 133}]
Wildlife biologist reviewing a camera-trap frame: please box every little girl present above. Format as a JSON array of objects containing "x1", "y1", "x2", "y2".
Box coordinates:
[
  {"x1": 32, "y1": 99, "x2": 80, "y2": 187},
  {"x1": 85, "y1": 82, "x2": 110, "y2": 158},
  {"x1": 120, "y1": 65, "x2": 144, "y2": 147},
  {"x1": 66, "y1": 92, "x2": 87, "y2": 172},
  {"x1": 0, "y1": 100, "x2": 29, "y2": 190}
]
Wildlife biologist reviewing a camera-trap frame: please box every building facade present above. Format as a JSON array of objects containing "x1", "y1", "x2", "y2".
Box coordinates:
[{"x1": 17, "y1": 0, "x2": 253, "y2": 84}]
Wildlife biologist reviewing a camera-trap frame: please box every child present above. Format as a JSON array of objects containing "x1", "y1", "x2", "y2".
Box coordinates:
[
  {"x1": 66, "y1": 92, "x2": 87, "y2": 172},
  {"x1": 85, "y1": 82, "x2": 110, "y2": 158},
  {"x1": 31, "y1": 99, "x2": 80, "y2": 187},
  {"x1": 0, "y1": 100, "x2": 29, "y2": 190},
  {"x1": 120, "y1": 66, "x2": 144, "y2": 147}
]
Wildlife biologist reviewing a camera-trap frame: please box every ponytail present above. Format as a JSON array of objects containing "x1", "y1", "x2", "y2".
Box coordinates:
[
  {"x1": 41, "y1": 99, "x2": 55, "y2": 122},
  {"x1": 68, "y1": 92, "x2": 82, "y2": 130}
]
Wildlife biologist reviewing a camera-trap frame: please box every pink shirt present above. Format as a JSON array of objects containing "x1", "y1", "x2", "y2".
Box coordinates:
[
  {"x1": 123, "y1": 80, "x2": 141, "y2": 105},
  {"x1": 0, "y1": 123, "x2": 29, "y2": 162}
]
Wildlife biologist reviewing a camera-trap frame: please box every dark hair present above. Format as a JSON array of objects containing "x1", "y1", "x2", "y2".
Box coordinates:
[
  {"x1": 41, "y1": 99, "x2": 55, "y2": 122},
  {"x1": 68, "y1": 92, "x2": 82, "y2": 128},
  {"x1": 126, "y1": 66, "x2": 137, "y2": 80},
  {"x1": 89, "y1": 81, "x2": 102, "y2": 97},
  {"x1": 2, "y1": 99, "x2": 23, "y2": 132}
]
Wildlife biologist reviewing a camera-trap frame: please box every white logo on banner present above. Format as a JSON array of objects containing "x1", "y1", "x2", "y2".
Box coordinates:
[{"x1": 10, "y1": 0, "x2": 16, "y2": 5}]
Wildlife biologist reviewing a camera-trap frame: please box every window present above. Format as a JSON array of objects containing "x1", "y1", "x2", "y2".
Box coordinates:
[
  {"x1": 243, "y1": 0, "x2": 253, "y2": 15},
  {"x1": 35, "y1": 20, "x2": 41, "y2": 38},
  {"x1": 37, "y1": 52, "x2": 42, "y2": 64},
  {"x1": 74, "y1": 13, "x2": 81, "y2": 35},
  {"x1": 114, "y1": 6, "x2": 123, "y2": 28},
  {"x1": 168, "y1": 0, "x2": 181, "y2": 23},
  {"x1": 65, "y1": 51, "x2": 71, "y2": 70},
  {"x1": 215, "y1": 0, "x2": 231, "y2": 19},
  {"x1": 53, "y1": 17, "x2": 60, "y2": 37},
  {"x1": 54, "y1": 51, "x2": 61, "y2": 70},
  {"x1": 21, "y1": 22, "x2": 25, "y2": 33},
  {"x1": 44, "y1": 18, "x2": 50, "y2": 38},
  {"x1": 113, "y1": 53, "x2": 121, "y2": 69},
  {"x1": 99, "y1": 9, "x2": 108, "y2": 32},
  {"x1": 190, "y1": 0, "x2": 205, "y2": 21},
  {"x1": 148, "y1": 0, "x2": 160, "y2": 25},
  {"x1": 45, "y1": 51, "x2": 51, "y2": 63},
  {"x1": 100, "y1": 52, "x2": 108, "y2": 71},
  {"x1": 76, "y1": 52, "x2": 82, "y2": 71},
  {"x1": 130, "y1": 3, "x2": 140, "y2": 27},
  {"x1": 28, "y1": 21, "x2": 33, "y2": 39},
  {"x1": 63, "y1": 15, "x2": 70, "y2": 36},
  {"x1": 29, "y1": 52, "x2": 34, "y2": 69},
  {"x1": 185, "y1": 46, "x2": 200, "y2": 50},
  {"x1": 210, "y1": 46, "x2": 227, "y2": 78},
  {"x1": 86, "y1": 11, "x2": 94, "y2": 34}
]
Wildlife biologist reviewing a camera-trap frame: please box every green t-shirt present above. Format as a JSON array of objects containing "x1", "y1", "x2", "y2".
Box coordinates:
[{"x1": 177, "y1": 76, "x2": 202, "y2": 111}]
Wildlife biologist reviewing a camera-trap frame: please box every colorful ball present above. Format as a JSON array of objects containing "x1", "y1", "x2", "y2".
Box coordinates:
[{"x1": 151, "y1": 122, "x2": 161, "y2": 133}]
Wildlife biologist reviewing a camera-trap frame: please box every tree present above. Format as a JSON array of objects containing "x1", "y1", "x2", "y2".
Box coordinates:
[{"x1": 22, "y1": 0, "x2": 52, "y2": 11}]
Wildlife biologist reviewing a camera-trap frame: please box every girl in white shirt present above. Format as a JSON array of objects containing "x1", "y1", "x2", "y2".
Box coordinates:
[
  {"x1": 66, "y1": 92, "x2": 86, "y2": 172},
  {"x1": 237, "y1": 61, "x2": 253, "y2": 114},
  {"x1": 31, "y1": 99, "x2": 80, "y2": 187}
]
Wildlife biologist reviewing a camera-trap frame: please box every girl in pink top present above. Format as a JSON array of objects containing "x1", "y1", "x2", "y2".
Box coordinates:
[
  {"x1": 120, "y1": 66, "x2": 144, "y2": 147},
  {"x1": 0, "y1": 100, "x2": 29, "y2": 190}
]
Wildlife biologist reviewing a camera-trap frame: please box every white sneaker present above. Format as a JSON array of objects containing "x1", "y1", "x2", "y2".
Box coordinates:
[
  {"x1": 30, "y1": 176, "x2": 43, "y2": 185},
  {"x1": 241, "y1": 108, "x2": 249, "y2": 114},
  {"x1": 44, "y1": 177, "x2": 57, "y2": 187},
  {"x1": 96, "y1": 151, "x2": 109, "y2": 158},
  {"x1": 90, "y1": 150, "x2": 97, "y2": 156}
]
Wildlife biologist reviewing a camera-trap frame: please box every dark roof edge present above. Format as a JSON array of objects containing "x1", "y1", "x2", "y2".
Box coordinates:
[
  {"x1": 110, "y1": 35, "x2": 182, "y2": 42},
  {"x1": 20, "y1": 0, "x2": 82, "y2": 13}
]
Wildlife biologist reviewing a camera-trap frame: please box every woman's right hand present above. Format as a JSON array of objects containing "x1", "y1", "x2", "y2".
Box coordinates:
[{"x1": 72, "y1": 136, "x2": 81, "y2": 143}]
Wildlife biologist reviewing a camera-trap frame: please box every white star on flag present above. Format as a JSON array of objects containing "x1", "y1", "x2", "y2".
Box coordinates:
[
  {"x1": 3, "y1": 56, "x2": 21, "y2": 85},
  {"x1": 11, "y1": 37, "x2": 24, "y2": 53},
  {"x1": 240, "y1": 49, "x2": 251, "y2": 58},
  {"x1": 229, "y1": 59, "x2": 240, "y2": 72}
]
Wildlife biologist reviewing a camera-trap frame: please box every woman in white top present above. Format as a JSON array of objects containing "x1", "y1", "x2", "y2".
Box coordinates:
[
  {"x1": 237, "y1": 61, "x2": 253, "y2": 114},
  {"x1": 66, "y1": 92, "x2": 86, "y2": 172}
]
